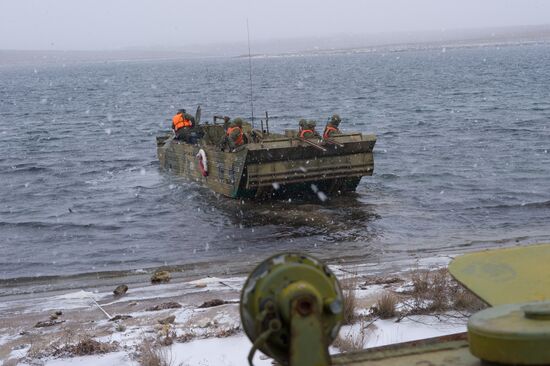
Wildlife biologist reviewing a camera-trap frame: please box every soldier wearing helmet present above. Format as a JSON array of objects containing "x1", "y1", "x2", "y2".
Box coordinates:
[
  {"x1": 323, "y1": 114, "x2": 341, "y2": 139},
  {"x1": 299, "y1": 119, "x2": 319, "y2": 138},
  {"x1": 221, "y1": 117, "x2": 246, "y2": 150},
  {"x1": 172, "y1": 108, "x2": 196, "y2": 140}
]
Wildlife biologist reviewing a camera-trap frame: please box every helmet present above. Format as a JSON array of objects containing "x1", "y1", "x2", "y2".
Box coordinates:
[
  {"x1": 330, "y1": 114, "x2": 341, "y2": 125},
  {"x1": 232, "y1": 117, "x2": 243, "y2": 127},
  {"x1": 299, "y1": 119, "x2": 307, "y2": 128},
  {"x1": 306, "y1": 120, "x2": 317, "y2": 129},
  {"x1": 178, "y1": 109, "x2": 186, "y2": 114}
]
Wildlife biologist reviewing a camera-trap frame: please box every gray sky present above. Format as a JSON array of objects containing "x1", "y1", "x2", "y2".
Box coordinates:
[{"x1": 1, "y1": 0, "x2": 549, "y2": 50}]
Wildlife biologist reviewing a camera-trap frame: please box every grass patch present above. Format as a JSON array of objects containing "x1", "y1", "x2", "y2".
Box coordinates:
[
  {"x1": 371, "y1": 293, "x2": 398, "y2": 319},
  {"x1": 453, "y1": 285, "x2": 486, "y2": 312},
  {"x1": 332, "y1": 320, "x2": 371, "y2": 353},
  {"x1": 25, "y1": 333, "x2": 119, "y2": 360},
  {"x1": 214, "y1": 325, "x2": 240, "y2": 338},
  {"x1": 402, "y1": 267, "x2": 486, "y2": 316},
  {"x1": 115, "y1": 322, "x2": 127, "y2": 332},
  {"x1": 138, "y1": 339, "x2": 184, "y2": 366},
  {"x1": 69, "y1": 338, "x2": 119, "y2": 356},
  {"x1": 341, "y1": 274, "x2": 359, "y2": 325}
]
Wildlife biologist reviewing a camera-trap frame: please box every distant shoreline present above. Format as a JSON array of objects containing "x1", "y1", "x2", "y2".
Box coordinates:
[
  {"x1": 2, "y1": 40, "x2": 548, "y2": 68},
  {"x1": 239, "y1": 39, "x2": 550, "y2": 59},
  {"x1": 2, "y1": 24, "x2": 550, "y2": 66}
]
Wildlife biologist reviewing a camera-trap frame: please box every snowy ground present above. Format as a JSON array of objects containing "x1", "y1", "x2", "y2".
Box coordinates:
[
  {"x1": 17, "y1": 337, "x2": 274, "y2": 366},
  {"x1": 1, "y1": 254, "x2": 480, "y2": 366}
]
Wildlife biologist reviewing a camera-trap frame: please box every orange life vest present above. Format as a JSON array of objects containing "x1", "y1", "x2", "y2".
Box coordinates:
[
  {"x1": 227, "y1": 126, "x2": 244, "y2": 146},
  {"x1": 323, "y1": 126, "x2": 338, "y2": 139},
  {"x1": 172, "y1": 114, "x2": 192, "y2": 131},
  {"x1": 300, "y1": 129, "x2": 314, "y2": 138}
]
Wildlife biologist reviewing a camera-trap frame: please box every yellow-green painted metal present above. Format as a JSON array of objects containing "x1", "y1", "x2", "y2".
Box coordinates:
[
  {"x1": 331, "y1": 334, "x2": 479, "y2": 365},
  {"x1": 157, "y1": 120, "x2": 376, "y2": 199},
  {"x1": 448, "y1": 243, "x2": 550, "y2": 306},
  {"x1": 240, "y1": 253, "x2": 343, "y2": 366},
  {"x1": 290, "y1": 295, "x2": 331, "y2": 366},
  {"x1": 467, "y1": 301, "x2": 550, "y2": 365},
  {"x1": 236, "y1": 245, "x2": 550, "y2": 365}
]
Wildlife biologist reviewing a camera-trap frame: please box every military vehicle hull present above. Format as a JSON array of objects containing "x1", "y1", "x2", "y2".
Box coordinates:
[{"x1": 157, "y1": 131, "x2": 376, "y2": 199}]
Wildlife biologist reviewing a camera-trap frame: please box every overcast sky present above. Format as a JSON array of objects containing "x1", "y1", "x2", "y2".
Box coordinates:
[{"x1": 1, "y1": 0, "x2": 549, "y2": 50}]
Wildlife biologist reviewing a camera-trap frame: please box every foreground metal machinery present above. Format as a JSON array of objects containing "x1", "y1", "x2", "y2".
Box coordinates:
[
  {"x1": 450, "y1": 243, "x2": 550, "y2": 365},
  {"x1": 240, "y1": 253, "x2": 343, "y2": 366},
  {"x1": 241, "y1": 244, "x2": 550, "y2": 365}
]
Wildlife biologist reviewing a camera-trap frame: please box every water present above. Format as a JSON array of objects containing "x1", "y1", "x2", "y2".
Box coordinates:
[{"x1": 1, "y1": 44, "x2": 550, "y2": 286}]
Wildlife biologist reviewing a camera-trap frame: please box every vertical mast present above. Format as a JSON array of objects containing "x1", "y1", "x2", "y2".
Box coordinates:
[{"x1": 247, "y1": 19, "x2": 254, "y2": 128}]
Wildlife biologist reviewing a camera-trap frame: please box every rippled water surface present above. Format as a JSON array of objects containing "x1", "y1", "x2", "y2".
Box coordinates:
[{"x1": 1, "y1": 44, "x2": 550, "y2": 282}]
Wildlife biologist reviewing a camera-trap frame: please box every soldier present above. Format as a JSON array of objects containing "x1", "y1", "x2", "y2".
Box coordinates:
[
  {"x1": 223, "y1": 116, "x2": 231, "y2": 131},
  {"x1": 214, "y1": 115, "x2": 231, "y2": 130},
  {"x1": 172, "y1": 108, "x2": 195, "y2": 141},
  {"x1": 299, "y1": 119, "x2": 319, "y2": 138},
  {"x1": 323, "y1": 114, "x2": 341, "y2": 139},
  {"x1": 220, "y1": 117, "x2": 246, "y2": 150}
]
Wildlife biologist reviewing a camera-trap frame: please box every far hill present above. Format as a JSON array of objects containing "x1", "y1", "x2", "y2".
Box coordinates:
[{"x1": 2, "y1": 24, "x2": 550, "y2": 66}]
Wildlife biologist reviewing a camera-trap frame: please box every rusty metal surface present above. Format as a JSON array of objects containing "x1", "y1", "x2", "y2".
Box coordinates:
[
  {"x1": 448, "y1": 243, "x2": 550, "y2": 306},
  {"x1": 157, "y1": 130, "x2": 376, "y2": 198},
  {"x1": 158, "y1": 141, "x2": 247, "y2": 197}
]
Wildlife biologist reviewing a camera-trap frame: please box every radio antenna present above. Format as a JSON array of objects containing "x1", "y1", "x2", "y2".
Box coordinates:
[{"x1": 246, "y1": 18, "x2": 254, "y2": 128}]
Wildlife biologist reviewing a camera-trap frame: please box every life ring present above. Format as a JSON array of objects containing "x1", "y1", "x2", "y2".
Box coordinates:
[{"x1": 196, "y1": 149, "x2": 208, "y2": 177}]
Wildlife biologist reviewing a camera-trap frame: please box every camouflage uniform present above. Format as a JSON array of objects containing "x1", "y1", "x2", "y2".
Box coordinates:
[
  {"x1": 223, "y1": 116, "x2": 231, "y2": 131},
  {"x1": 299, "y1": 119, "x2": 319, "y2": 138},
  {"x1": 323, "y1": 114, "x2": 341, "y2": 138},
  {"x1": 185, "y1": 125, "x2": 204, "y2": 144},
  {"x1": 173, "y1": 109, "x2": 197, "y2": 141},
  {"x1": 184, "y1": 113, "x2": 196, "y2": 126},
  {"x1": 220, "y1": 117, "x2": 246, "y2": 150},
  {"x1": 172, "y1": 109, "x2": 195, "y2": 140}
]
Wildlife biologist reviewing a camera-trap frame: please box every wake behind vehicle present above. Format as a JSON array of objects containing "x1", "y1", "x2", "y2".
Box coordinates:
[{"x1": 156, "y1": 108, "x2": 376, "y2": 199}]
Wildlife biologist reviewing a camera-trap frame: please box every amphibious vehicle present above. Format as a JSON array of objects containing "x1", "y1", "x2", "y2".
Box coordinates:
[{"x1": 157, "y1": 108, "x2": 376, "y2": 199}]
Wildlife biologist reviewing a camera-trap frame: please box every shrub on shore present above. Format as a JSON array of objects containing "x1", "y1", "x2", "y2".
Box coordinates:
[
  {"x1": 333, "y1": 319, "x2": 370, "y2": 352},
  {"x1": 372, "y1": 293, "x2": 398, "y2": 319},
  {"x1": 138, "y1": 339, "x2": 183, "y2": 366},
  {"x1": 404, "y1": 267, "x2": 486, "y2": 316},
  {"x1": 341, "y1": 275, "x2": 359, "y2": 325}
]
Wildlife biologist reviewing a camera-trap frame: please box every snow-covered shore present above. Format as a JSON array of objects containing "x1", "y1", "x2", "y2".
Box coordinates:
[{"x1": 1, "y1": 254, "x2": 483, "y2": 366}]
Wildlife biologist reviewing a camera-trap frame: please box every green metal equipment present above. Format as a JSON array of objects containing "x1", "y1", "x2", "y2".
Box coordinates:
[
  {"x1": 240, "y1": 253, "x2": 343, "y2": 366},
  {"x1": 241, "y1": 244, "x2": 550, "y2": 365},
  {"x1": 449, "y1": 243, "x2": 550, "y2": 365},
  {"x1": 448, "y1": 243, "x2": 550, "y2": 306},
  {"x1": 467, "y1": 301, "x2": 550, "y2": 365}
]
